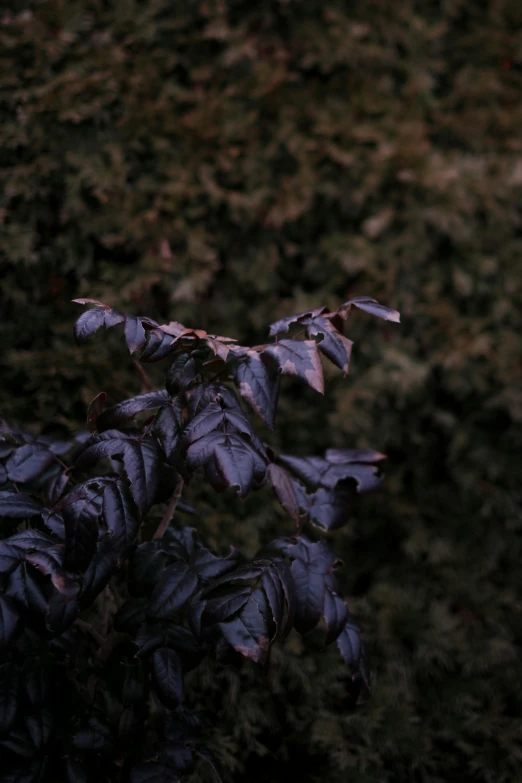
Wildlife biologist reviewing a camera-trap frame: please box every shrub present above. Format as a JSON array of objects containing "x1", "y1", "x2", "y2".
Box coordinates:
[{"x1": 0, "y1": 295, "x2": 399, "y2": 782}]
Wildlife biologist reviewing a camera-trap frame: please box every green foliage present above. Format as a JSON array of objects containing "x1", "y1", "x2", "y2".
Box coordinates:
[{"x1": 1, "y1": 1, "x2": 521, "y2": 781}]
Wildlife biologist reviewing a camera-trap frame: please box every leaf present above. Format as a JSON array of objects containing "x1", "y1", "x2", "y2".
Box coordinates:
[
  {"x1": 23, "y1": 661, "x2": 51, "y2": 705},
  {"x1": 182, "y1": 403, "x2": 224, "y2": 447},
  {"x1": 79, "y1": 534, "x2": 118, "y2": 608},
  {"x1": 124, "y1": 316, "x2": 147, "y2": 354},
  {"x1": 307, "y1": 316, "x2": 353, "y2": 375},
  {"x1": 307, "y1": 487, "x2": 354, "y2": 531},
  {"x1": 338, "y1": 296, "x2": 401, "y2": 323},
  {"x1": 7, "y1": 563, "x2": 49, "y2": 618},
  {"x1": 0, "y1": 492, "x2": 42, "y2": 518},
  {"x1": 0, "y1": 663, "x2": 20, "y2": 733},
  {"x1": 25, "y1": 548, "x2": 80, "y2": 600},
  {"x1": 267, "y1": 463, "x2": 301, "y2": 523},
  {"x1": 185, "y1": 383, "x2": 239, "y2": 418},
  {"x1": 24, "y1": 708, "x2": 53, "y2": 749},
  {"x1": 46, "y1": 593, "x2": 79, "y2": 633},
  {"x1": 0, "y1": 594, "x2": 22, "y2": 649},
  {"x1": 166, "y1": 355, "x2": 199, "y2": 394},
  {"x1": 97, "y1": 391, "x2": 169, "y2": 432},
  {"x1": 151, "y1": 647, "x2": 183, "y2": 708},
  {"x1": 279, "y1": 452, "x2": 384, "y2": 493},
  {"x1": 6, "y1": 445, "x2": 54, "y2": 483},
  {"x1": 147, "y1": 562, "x2": 198, "y2": 621},
  {"x1": 76, "y1": 433, "x2": 161, "y2": 513},
  {"x1": 230, "y1": 347, "x2": 280, "y2": 429},
  {"x1": 73, "y1": 717, "x2": 113, "y2": 752},
  {"x1": 45, "y1": 470, "x2": 69, "y2": 506},
  {"x1": 323, "y1": 589, "x2": 349, "y2": 644},
  {"x1": 268, "y1": 307, "x2": 328, "y2": 337},
  {"x1": 286, "y1": 537, "x2": 338, "y2": 634},
  {"x1": 102, "y1": 479, "x2": 141, "y2": 552},
  {"x1": 262, "y1": 339, "x2": 324, "y2": 394},
  {"x1": 58, "y1": 487, "x2": 100, "y2": 571},
  {"x1": 218, "y1": 595, "x2": 270, "y2": 664},
  {"x1": 0, "y1": 542, "x2": 24, "y2": 575},
  {"x1": 73, "y1": 307, "x2": 106, "y2": 344},
  {"x1": 213, "y1": 437, "x2": 257, "y2": 498},
  {"x1": 336, "y1": 617, "x2": 363, "y2": 672},
  {"x1": 154, "y1": 397, "x2": 184, "y2": 459},
  {"x1": 193, "y1": 546, "x2": 241, "y2": 581},
  {"x1": 113, "y1": 598, "x2": 148, "y2": 633}
]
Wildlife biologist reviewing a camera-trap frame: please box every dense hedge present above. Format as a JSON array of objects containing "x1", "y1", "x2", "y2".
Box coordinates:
[{"x1": 1, "y1": 1, "x2": 521, "y2": 781}]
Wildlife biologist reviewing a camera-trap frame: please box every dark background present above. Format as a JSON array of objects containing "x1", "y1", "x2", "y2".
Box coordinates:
[{"x1": 1, "y1": 2, "x2": 521, "y2": 781}]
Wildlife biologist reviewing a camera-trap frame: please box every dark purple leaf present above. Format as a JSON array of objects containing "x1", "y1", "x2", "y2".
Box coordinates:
[
  {"x1": 338, "y1": 296, "x2": 401, "y2": 323},
  {"x1": 267, "y1": 463, "x2": 301, "y2": 523},
  {"x1": 166, "y1": 355, "x2": 199, "y2": 394},
  {"x1": 307, "y1": 316, "x2": 353, "y2": 375},
  {"x1": 262, "y1": 339, "x2": 324, "y2": 394},
  {"x1": 193, "y1": 546, "x2": 241, "y2": 580},
  {"x1": 73, "y1": 717, "x2": 113, "y2": 752},
  {"x1": 151, "y1": 647, "x2": 183, "y2": 708},
  {"x1": 218, "y1": 594, "x2": 270, "y2": 664},
  {"x1": 73, "y1": 307, "x2": 106, "y2": 344},
  {"x1": 290, "y1": 559, "x2": 325, "y2": 634},
  {"x1": 113, "y1": 598, "x2": 148, "y2": 633},
  {"x1": 140, "y1": 328, "x2": 179, "y2": 363},
  {"x1": 182, "y1": 404, "x2": 224, "y2": 447},
  {"x1": 97, "y1": 391, "x2": 169, "y2": 432},
  {"x1": 79, "y1": 535, "x2": 118, "y2": 608},
  {"x1": 102, "y1": 479, "x2": 141, "y2": 552},
  {"x1": 124, "y1": 316, "x2": 147, "y2": 354},
  {"x1": 230, "y1": 347, "x2": 280, "y2": 429},
  {"x1": 45, "y1": 470, "x2": 69, "y2": 506},
  {"x1": 0, "y1": 727, "x2": 36, "y2": 759},
  {"x1": 25, "y1": 548, "x2": 80, "y2": 600},
  {"x1": 185, "y1": 383, "x2": 239, "y2": 418},
  {"x1": 59, "y1": 489, "x2": 100, "y2": 571},
  {"x1": 4, "y1": 529, "x2": 55, "y2": 551},
  {"x1": 307, "y1": 487, "x2": 354, "y2": 530},
  {"x1": 0, "y1": 542, "x2": 24, "y2": 574},
  {"x1": 24, "y1": 708, "x2": 53, "y2": 749},
  {"x1": 0, "y1": 492, "x2": 42, "y2": 518},
  {"x1": 147, "y1": 563, "x2": 198, "y2": 621},
  {"x1": 201, "y1": 588, "x2": 251, "y2": 624},
  {"x1": 0, "y1": 593, "x2": 22, "y2": 648},
  {"x1": 268, "y1": 307, "x2": 328, "y2": 337},
  {"x1": 23, "y1": 662, "x2": 51, "y2": 705},
  {"x1": 323, "y1": 589, "x2": 349, "y2": 644},
  {"x1": 0, "y1": 662, "x2": 20, "y2": 733},
  {"x1": 46, "y1": 593, "x2": 79, "y2": 634},
  {"x1": 154, "y1": 397, "x2": 184, "y2": 459},
  {"x1": 336, "y1": 617, "x2": 364, "y2": 673},
  {"x1": 6, "y1": 445, "x2": 54, "y2": 483},
  {"x1": 7, "y1": 564, "x2": 49, "y2": 618},
  {"x1": 214, "y1": 436, "x2": 257, "y2": 498}
]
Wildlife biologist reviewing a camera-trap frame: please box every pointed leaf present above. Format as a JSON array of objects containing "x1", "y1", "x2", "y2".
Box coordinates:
[
  {"x1": 128, "y1": 541, "x2": 168, "y2": 597},
  {"x1": 147, "y1": 563, "x2": 198, "y2": 621},
  {"x1": 0, "y1": 662, "x2": 20, "y2": 733},
  {"x1": 267, "y1": 463, "x2": 301, "y2": 523},
  {"x1": 307, "y1": 316, "x2": 353, "y2": 375},
  {"x1": 97, "y1": 391, "x2": 170, "y2": 432},
  {"x1": 230, "y1": 348, "x2": 280, "y2": 429},
  {"x1": 338, "y1": 296, "x2": 400, "y2": 323},
  {"x1": 151, "y1": 647, "x2": 183, "y2": 708},
  {"x1": 214, "y1": 436, "x2": 256, "y2": 498},
  {"x1": 307, "y1": 487, "x2": 354, "y2": 530},
  {"x1": 124, "y1": 316, "x2": 147, "y2": 354},
  {"x1": 182, "y1": 404, "x2": 224, "y2": 447},
  {"x1": 74, "y1": 307, "x2": 106, "y2": 344},
  {"x1": 79, "y1": 535, "x2": 118, "y2": 608},
  {"x1": 102, "y1": 479, "x2": 141, "y2": 552},
  {"x1": 324, "y1": 589, "x2": 349, "y2": 644},
  {"x1": 0, "y1": 492, "x2": 42, "y2": 518},
  {"x1": 0, "y1": 542, "x2": 24, "y2": 574},
  {"x1": 24, "y1": 708, "x2": 53, "y2": 749},
  {"x1": 0, "y1": 593, "x2": 22, "y2": 648},
  {"x1": 336, "y1": 617, "x2": 363, "y2": 673},
  {"x1": 268, "y1": 307, "x2": 328, "y2": 337},
  {"x1": 6, "y1": 445, "x2": 54, "y2": 483},
  {"x1": 263, "y1": 339, "x2": 324, "y2": 394},
  {"x1": 219, "y1": 595, "x2": 269, "y2": 663}
]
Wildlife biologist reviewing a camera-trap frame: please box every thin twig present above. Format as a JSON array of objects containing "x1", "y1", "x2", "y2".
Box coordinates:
[
  {"x1": 153, "y1": 478, "x2": 185, "y2": 539},
  {"x1": 133, "y1": 360, "x2": 154, "y2": 393}
]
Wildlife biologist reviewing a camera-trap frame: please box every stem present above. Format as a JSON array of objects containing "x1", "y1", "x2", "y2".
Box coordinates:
[
  {"x1": 133, "y1": 360, "x2": 154, "y2": 393},
  {"x1": 153, "y1": 478, "x2": 185, "y2": 539}
]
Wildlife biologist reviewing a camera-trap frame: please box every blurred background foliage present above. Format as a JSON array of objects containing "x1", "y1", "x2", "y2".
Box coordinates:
[{"x1": 1, "y1": 1, "x2": 522, "y2": 781}]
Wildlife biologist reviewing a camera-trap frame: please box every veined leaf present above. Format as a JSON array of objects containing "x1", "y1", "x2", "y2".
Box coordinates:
[{"x1": 262, "y1": 339, "x2": 324, "y2": 394}]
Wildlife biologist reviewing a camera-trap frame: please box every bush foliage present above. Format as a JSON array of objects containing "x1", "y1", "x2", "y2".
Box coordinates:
[{"x1": 1, "y1": 1, "x2": 521, "y2": 781}]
